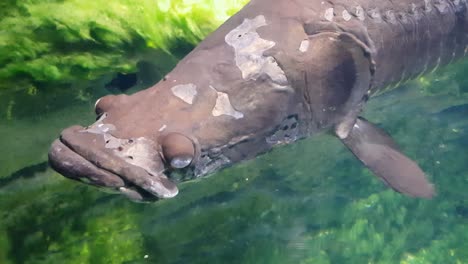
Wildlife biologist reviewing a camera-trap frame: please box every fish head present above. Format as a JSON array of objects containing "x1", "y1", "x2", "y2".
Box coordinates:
[{"x1": 48, "y1": 13, "x2": 310, "y2": 201}]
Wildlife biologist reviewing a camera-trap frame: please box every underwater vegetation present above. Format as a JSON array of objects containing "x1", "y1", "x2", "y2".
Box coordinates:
[
  {"x1": 0, "y1": 0, "x2": 467, "y2": 263},
  {"x1": 0, "y1": 0, "x2": 249, "y2": 92}
]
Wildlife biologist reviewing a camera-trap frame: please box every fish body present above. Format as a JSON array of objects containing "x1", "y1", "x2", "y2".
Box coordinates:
[{"x1": 49, "y1": 0, "x2": 467, "y2": 201}]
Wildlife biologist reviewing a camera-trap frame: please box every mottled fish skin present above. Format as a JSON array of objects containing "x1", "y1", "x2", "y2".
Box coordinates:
[
  {"x1": 325, "y1": 0, "x2": 467, "y2": 93},
  {"x1": 49, "y1": 0, "x2": 467, "y2": 201},
  {"x1": 249, "y1": 0, "x2": 467, "y2": 93}
]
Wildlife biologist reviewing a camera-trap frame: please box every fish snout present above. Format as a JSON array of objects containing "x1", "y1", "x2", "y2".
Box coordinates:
[{"x1": 50, "y1": 125, "x2": 180, "y2": 201}]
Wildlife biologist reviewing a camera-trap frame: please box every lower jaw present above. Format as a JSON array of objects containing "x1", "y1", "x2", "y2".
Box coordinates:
[
  {"x1": 48, "y1": 138, "x2": 126, "y2": 188},
  {"x1": 50, "y1": 137, "x2": 179, "y2": 199}
]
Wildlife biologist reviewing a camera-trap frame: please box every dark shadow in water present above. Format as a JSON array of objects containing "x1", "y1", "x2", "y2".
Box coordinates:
[
  {"x1": 432, "y1": 103, "x2": 468, "y2": 120},
  {"x1": 0, "y1": 162, "x2": 48, "y2": 187},
  {"x1": 105, "y1": 72, "x2": 138, "y2": 92}
]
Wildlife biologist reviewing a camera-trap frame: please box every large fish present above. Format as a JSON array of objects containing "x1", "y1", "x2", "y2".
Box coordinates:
[{"x1": 49, "y1": 0, "x2": 467, "y2": 201}]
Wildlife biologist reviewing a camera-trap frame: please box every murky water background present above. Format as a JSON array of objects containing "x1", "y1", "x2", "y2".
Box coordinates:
[{"x1": 1, "y1": 54, "x2": 468, "y2": 263}]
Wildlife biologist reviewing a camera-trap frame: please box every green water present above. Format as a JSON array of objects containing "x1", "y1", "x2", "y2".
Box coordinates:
[
  {"x1": 1, "y1": 57, "x2": 468, "y2": 263},
  {"x1": 2, "y1": 1, "x2": 467, "y2": 263}
]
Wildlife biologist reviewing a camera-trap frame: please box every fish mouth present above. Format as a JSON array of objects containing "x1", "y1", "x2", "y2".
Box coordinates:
[{"x1": 48, "y1": 125, "x2": 178, "y2": 200}]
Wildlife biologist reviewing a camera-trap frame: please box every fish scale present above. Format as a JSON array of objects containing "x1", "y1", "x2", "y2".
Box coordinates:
[
  {"x1": 297, "y1": 0, "x2": 467, "y2": 92},
  {"x1": 229, "y1": 0, "x2": 468, "y2": 98}
]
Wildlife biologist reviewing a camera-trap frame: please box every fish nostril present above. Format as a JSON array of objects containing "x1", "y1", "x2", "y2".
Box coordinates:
[
  {"x1": 94, "y1": 98, "x2": 102, "y2": 111},
  {"x1": 95, "y1": 96, "x2": 110, "y2": 115},
  {"x1": 94, "y1": 95, "x2": 119, "y2": 115}
]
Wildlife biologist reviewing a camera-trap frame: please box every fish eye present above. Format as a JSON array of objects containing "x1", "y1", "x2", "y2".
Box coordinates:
[
  {"x1": 161, "y1": 133, "x2": 195, "y2": 169},
  {"x1": 170, "y1": 155, "x2": 193, "y2": 169}
]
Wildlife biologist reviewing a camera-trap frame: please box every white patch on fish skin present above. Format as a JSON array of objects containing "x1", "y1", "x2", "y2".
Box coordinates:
[
  {"x1": 335, "y1": 122, "x2": 350, "y2": 139},
  {"x1": 342, "y1": 10, "x2": 352, "y2": 21},
  {"x1": 84, "y1": 113, "x2": 116, "y2": 135},
  {"x1": 83, "y1": 113, "x2": 162, "y2": 177},
  {"x1": 397, "y1": 12, "x2": 408, "y2": 24},
  {"x1": 117, "y1": 137, "x2": 162, "y2": 176},
  {"x1": 104, "y1": 135, "x2": 165, "y2": 179},
  {"x1": 424, "y1": 0, "x2": 433, "y2": 12},
  {"x1": 324, "y1": 8, "x2": 334, "y2": 21},
  {"x1": 368, "y1": 8, "x2": 382, "y2": 22},
  {"x1": 225, "y1": 15, "x2": 290, "y2": 90},
  {"x1": 103, "y1": 134, "x2": 122, "y2": 149},
  {"x1": 171, "y1": 83, "x2": 197, "y2": 104},
  {"x1": 354, "y1": 6, "x2": 366, "y2": 21},
  {"x1": 299, "y1": 40, "x2": 310, "y2": 53},
  {"x1": 158, "y1": 124, "x2": 167, "y2": 132},
  {"x1": 410, "y1": 3, "x2": 422, "y2": 19},
  {"x1": 211, "y1": 88, "x2": 244, "y2": 119},
  {"x1": 384, "y1": 10, "x2": 397, "y2": 24},
  {"x1": 434, "y1": 0, "x2": 449, "y2": 13}
]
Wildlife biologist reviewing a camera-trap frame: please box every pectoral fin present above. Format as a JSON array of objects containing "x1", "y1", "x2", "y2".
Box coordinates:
[{"x1": 337, "y1": 117, "x2": 435, "y2": 198}]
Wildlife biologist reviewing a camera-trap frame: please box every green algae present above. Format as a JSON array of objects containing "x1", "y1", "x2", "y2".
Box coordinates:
[
  {"x1": 0, "y1": 0, "x2": 248, "y2": 92},
  {"x1": 416, "y1": 59, "x2": 468, "y2": 97},
  {"x1": 0, "y1": 170, "x2": 145, "y2": 264}
]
